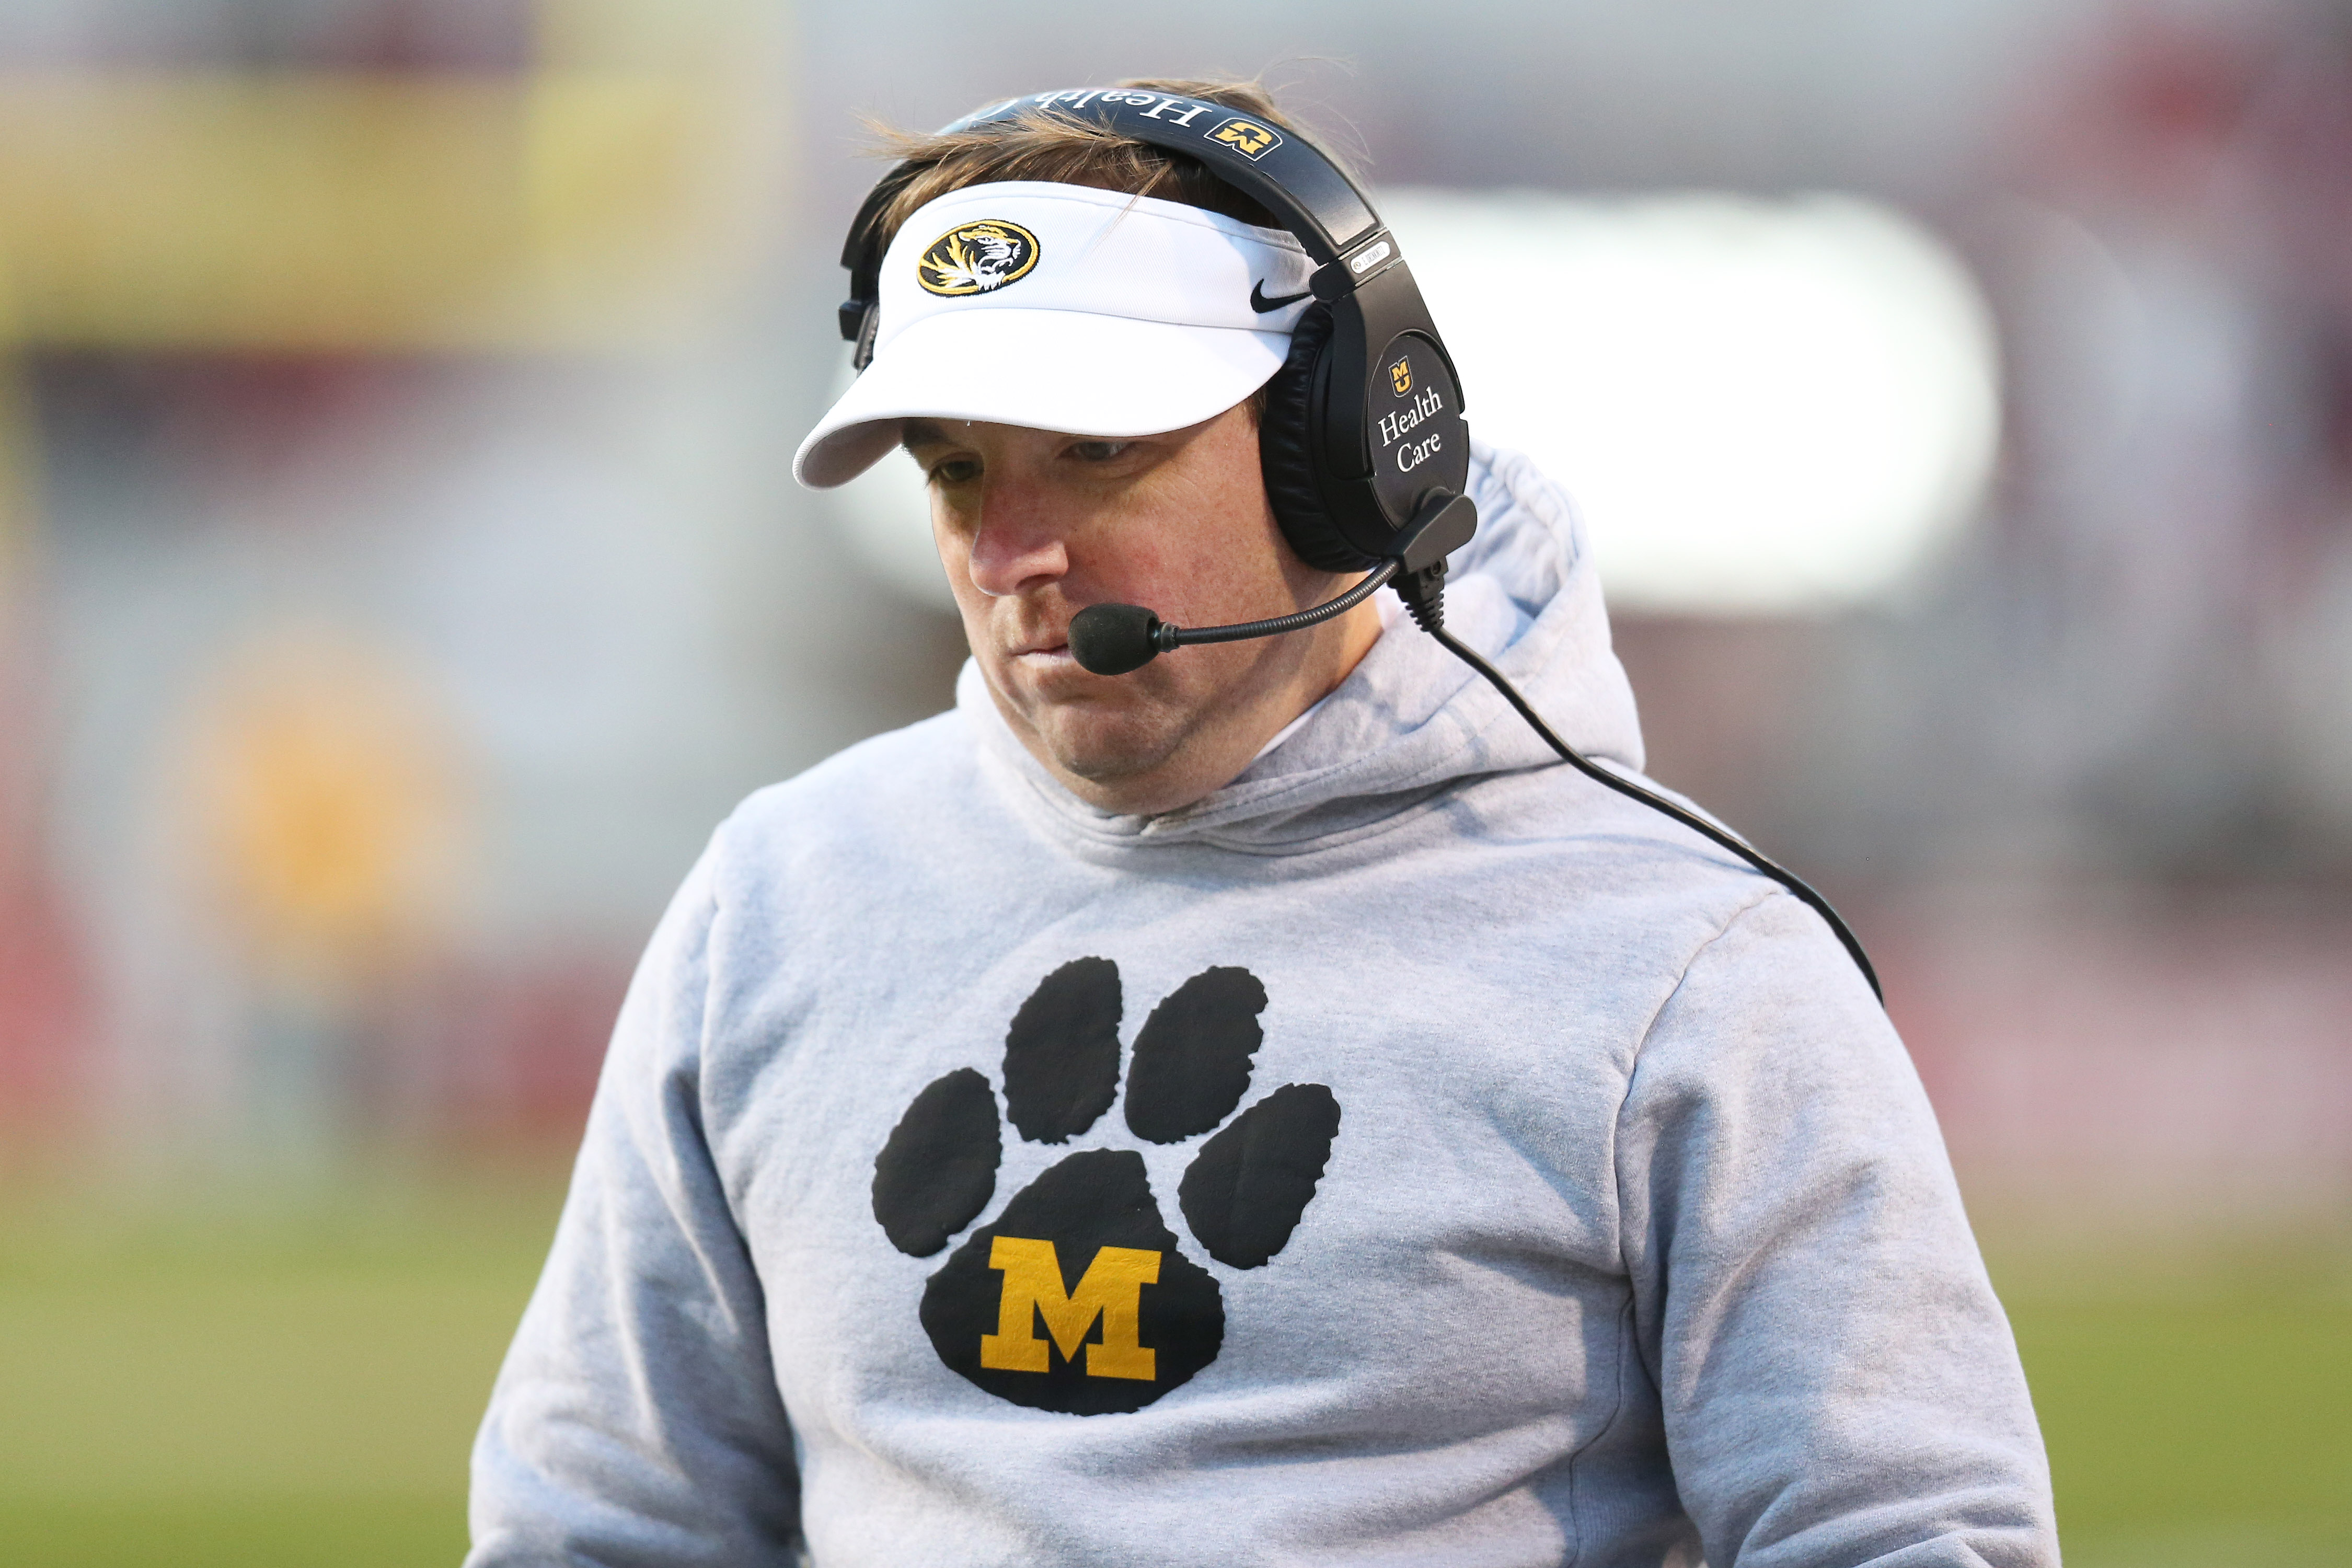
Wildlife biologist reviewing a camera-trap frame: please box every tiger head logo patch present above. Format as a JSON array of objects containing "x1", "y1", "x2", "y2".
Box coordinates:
[
  {"x1": 917, "y1": 220, "x2": 1042, "y2": 297},
  {"x1": 1390, "y1": 356, "x2": 1413, "y2": 396},
  {"x1": 1205, "y1": 117, "x2": 1284, "y2": 161}
]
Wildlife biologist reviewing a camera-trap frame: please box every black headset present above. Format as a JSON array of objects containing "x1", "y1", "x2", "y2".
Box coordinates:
[
  {"x1": 834, "y1": 87, "x2": 1884, "y2": 1002},
  {"x1": 838, "y1": 87, "x2": 1474, "y2": 583}
]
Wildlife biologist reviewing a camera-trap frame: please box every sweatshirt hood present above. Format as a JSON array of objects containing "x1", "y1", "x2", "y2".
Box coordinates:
[{"x1": 959, "y1": 440, "x2": 1645, "y2": 855}]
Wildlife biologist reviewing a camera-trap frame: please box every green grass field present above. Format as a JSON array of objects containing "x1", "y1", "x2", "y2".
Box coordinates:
[
  {"x1": 1989, "y1": 1232, "x2": 2352, "y2": 1567},
  {"x1": 1, "y1": 1176, "x2": 2344, "y2": 1566},
  {"x1": 0, "y1": 1174, "x2": 555, "y2": 1567}
]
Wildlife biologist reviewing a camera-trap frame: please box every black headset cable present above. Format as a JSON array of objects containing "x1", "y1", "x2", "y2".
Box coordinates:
[{"x1": 1397, "y1": 570, "x2": 1884, "y2": 1003}]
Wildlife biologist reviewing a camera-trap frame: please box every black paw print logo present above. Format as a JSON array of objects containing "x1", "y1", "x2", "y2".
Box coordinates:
[{"x1": 871, "y1": 959, "x2": 1340, "y2": 1416}]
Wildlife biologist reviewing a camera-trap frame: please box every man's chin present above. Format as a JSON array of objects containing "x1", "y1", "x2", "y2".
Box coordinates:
[
  {"x1": 1017, "y1": 696, "x2": 1191, "y2": 789},
  {"x1": 983, "y1": 654, "x2": 1223, "y2": 797},
  {"x1": 1037, "y1": 717, "x2": 1186, "y2": 788}
]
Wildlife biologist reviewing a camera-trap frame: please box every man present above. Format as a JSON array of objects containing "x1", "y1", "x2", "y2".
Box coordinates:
[{"x1": 468, "y1": 80, "x2": 2058, "y2": 1567}]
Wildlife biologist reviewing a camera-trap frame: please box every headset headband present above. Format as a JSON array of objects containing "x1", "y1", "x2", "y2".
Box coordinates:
[
  {"x1": 837, "y1": 88, "x2": 1403, "y2": 364},
  {"x1": 833, "y1": 84, "x2": 1472, "y2": 580}
]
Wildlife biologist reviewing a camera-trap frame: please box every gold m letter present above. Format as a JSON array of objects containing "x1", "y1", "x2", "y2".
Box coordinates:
[{"x1": 979, "y1": 1236, "x2": 1160, "y2": 1380}]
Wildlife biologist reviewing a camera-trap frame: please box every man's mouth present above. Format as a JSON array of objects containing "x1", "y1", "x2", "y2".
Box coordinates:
[{"x1": 1009, "y1": 636, "x2": 1073, "y2": 663}]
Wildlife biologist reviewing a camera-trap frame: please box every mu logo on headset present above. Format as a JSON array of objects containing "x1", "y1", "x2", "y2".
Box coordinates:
[
  {"x1": 1390, "y1": 356, "x2": 1414, "y2": 396},
  {"x1": 1205, "y1": 116, "x2": 1284, "y2": 160}
]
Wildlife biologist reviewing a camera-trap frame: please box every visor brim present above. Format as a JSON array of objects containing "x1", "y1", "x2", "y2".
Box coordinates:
[{"x1": 793, "y1": 308, "x2": 1293, "y2": 489}]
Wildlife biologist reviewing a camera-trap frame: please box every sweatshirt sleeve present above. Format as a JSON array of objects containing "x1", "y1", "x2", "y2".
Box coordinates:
[
  {"x1": 466, "y1": 840, "x2": 802, "y2": 1566},
  {"x1": 1613, "y1": 892, "x2": 2058, "y2": 1568}
]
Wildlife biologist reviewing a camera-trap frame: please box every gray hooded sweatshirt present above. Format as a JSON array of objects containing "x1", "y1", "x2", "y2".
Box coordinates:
[{"x1": 467, "y1": 442, "x2": 2059, "y2": 1568}]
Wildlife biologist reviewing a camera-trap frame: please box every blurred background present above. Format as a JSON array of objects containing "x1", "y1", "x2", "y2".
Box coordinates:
[{"x1": 0, "y1": 0, "x2": 2346, "y2": 1562}]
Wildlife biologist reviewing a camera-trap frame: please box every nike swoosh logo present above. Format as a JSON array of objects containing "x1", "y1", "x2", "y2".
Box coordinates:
[{"x1": 1250, "y1": 281, "x2": 1312, "y2": 313}]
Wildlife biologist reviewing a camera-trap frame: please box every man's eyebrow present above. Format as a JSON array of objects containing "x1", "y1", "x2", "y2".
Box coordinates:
[{"x1": 901, "y1": 420, "x2": 946, "y2": 450}]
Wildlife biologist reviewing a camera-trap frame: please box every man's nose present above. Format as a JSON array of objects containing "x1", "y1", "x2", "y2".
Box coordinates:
[{"x1": 964, "y1": 486, "x2": 1071, "y2": 598}]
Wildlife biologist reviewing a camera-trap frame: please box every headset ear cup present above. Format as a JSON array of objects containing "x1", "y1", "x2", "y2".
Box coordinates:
[{"x1": 1258, "y1": 304, "x2": 1378, "y2": 573}]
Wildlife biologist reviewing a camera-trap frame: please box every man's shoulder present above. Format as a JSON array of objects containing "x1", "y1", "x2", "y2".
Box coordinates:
[
  {"x1": 719, "y1": 707, "x2": 978, "y2": 865},
  {"x1": 1454, "y1": 762, "x2": 1878, "y2": 1002}
]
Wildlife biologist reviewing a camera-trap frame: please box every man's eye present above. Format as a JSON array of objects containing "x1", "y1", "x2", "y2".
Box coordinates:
[
  {"x1": 1067, "y1": 441, "x2": 1132, "y2": 463},
  {"x1": 928, "y1": 458, "x2": 982, "y2": 485}
]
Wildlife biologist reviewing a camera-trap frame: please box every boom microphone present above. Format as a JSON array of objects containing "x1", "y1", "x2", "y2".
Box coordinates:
[
  {"x1": 1068, "y1": 561, "x2": 1400, "y2": 676},
  {"x1": 1057, "y1": 488, "x2": 1884, "y2": 1001},
  {"x1": 1067, "y1": 490, "x2": 1475, "y2": 677}
]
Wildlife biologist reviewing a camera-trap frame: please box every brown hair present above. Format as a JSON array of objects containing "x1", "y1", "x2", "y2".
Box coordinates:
[{"x1": 861, "y1": 78, "x2": 1314, "y2": 257}]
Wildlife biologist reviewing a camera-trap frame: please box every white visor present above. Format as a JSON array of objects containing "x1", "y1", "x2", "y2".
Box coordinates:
[{"x1": 793, "y1": 181, "x2": 1313, "y2": 489}]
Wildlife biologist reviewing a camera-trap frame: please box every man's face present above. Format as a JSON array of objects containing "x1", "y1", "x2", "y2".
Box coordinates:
[{"x1": 903, "y1": 404, "x2": 1376, "y2": 815}]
